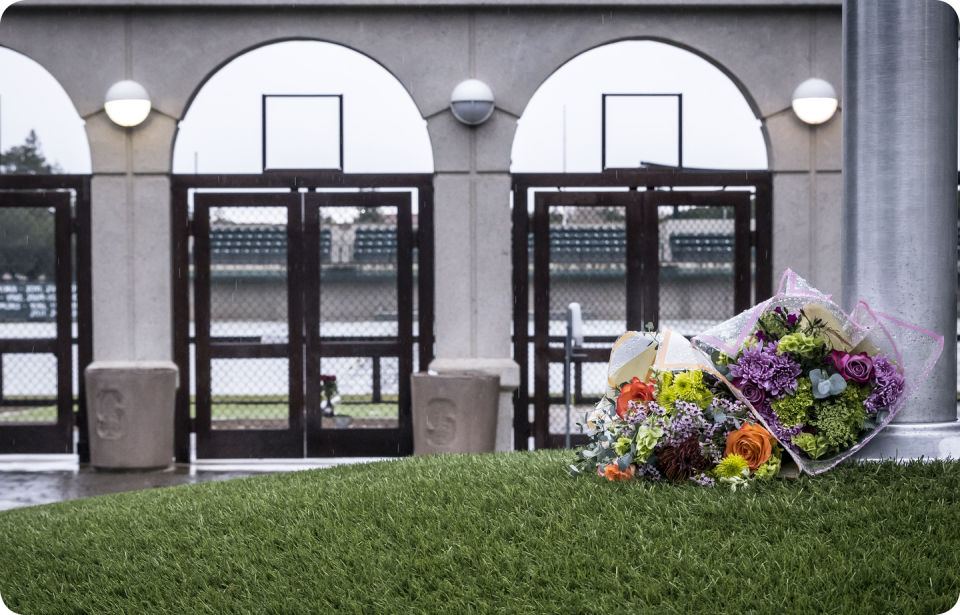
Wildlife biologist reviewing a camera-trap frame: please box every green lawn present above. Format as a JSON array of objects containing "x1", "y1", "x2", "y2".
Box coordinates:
[
  {"x1": 0, "y1": 396, "x2": 398, "y2": 424},
  {"x1": 0, "y1": 452, "x2": 958, "y2": 614}
]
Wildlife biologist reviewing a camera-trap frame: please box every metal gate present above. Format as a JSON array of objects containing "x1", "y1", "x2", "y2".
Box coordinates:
[
  {"x1": 512, "y1": 169, "x2": 772, "y2": 450},
  {"x1": 0, "y1": 176, "x2": 92, "y2": 456},
  {"x1": 172, "y1": 173, "x2": 433, "y2": 460}
]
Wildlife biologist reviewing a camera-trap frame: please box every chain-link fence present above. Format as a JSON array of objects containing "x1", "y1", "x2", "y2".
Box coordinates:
[
  {"x1": 203, "y1": 205, "x2": 291, "y2": 429},
  {"x1": 317, "y1": 205, "x2": 402, "y2": 427},
  {"x1": 545, "y1": 204, "x2": 627, "y2": 433},
  {"x1": 0, "y1": 206, "x2": 63, "y2": 425}
]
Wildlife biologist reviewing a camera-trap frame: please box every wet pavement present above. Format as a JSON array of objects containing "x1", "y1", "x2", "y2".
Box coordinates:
[
  {"x1": 0, "y1": 443, "x2": 395, "y2": 511},
  {"x1": 0, "y1": 466, "x2": 269, "y2": 511}
]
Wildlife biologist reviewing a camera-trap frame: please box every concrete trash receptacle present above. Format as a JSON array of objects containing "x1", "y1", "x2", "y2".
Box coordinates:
[
  {"x1": 84, "y1": 361, "x2": 179, "y2": 471},
  {"x1": 411, "y1": 371, "x2": 500, "y2": 455}
]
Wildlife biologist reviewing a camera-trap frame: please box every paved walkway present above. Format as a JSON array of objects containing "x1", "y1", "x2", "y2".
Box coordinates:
[{"x1": 0, "y1": 436, "x2": 395, "y2": 511}]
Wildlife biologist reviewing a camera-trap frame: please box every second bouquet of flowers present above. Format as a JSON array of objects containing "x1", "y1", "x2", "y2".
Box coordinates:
[
  {"x1": 693, "y1": 270, "x2": 942, "y2": 474},
  {"x1": 573, "y1": 328, "x2": 785, "y2": 490}
]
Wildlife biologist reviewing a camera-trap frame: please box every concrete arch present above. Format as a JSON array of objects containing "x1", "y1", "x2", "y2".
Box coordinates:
[
  {"x1": 0, "y1": 45, "x2": 92, "y2": 174},
  {"x1": 175, "y1": 35, "x2": 434, "y2": 128},
  {"x1": 509, "y1": 35, "x2": 773, "y2": 170},
  {"x1": 171, "y1": 39, "x2": 434, "y2": 173}
]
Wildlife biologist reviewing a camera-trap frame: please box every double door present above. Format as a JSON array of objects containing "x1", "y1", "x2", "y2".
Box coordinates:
[
  {"x1": 529, "y1": 188, "x2": 754, "y2": 448},
  {"x1": 192, "y1": 190, "x2": 416, "y2": 458}
]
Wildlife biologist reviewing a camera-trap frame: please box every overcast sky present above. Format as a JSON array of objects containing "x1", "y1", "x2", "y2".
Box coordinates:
[{"x1": 0, "y1": 39, "x2": 957, "y2": 175}]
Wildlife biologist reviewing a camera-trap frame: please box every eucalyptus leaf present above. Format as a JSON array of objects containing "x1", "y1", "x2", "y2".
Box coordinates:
[{"x1": 713, "y1": 411, "x2": 727, "y2": 424}]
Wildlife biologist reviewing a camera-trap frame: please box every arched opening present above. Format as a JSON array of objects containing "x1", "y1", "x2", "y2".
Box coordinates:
[
  {"x1": 512, "y1": 40, "x2": 767, "y2": 172},
  {"x1": 171, "y1": 41, "x2": 433, "y2": 460},
  {"x1": 0, "y1": 47, "x2": 91, "y2": 174},
  {"x1": 172, "y1": 40, "x2": 433, "y2": 174},
  {"x1": 510, "y1": 40, "x2": 772, "y2": 450}
]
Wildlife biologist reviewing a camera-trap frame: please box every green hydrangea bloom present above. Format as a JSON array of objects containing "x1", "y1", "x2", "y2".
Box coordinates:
[
  {"x1": 758, "y1": 311, "x2": 789, "y2": 339},
  {"x1": 614, "y1": 437, "x2": 632, "y2": 458},
  {"x1": 635, "y1": 426, "x2": 664, "y2": 462},
  {"x1": 712, "y1": 454, "x2": 749, "y2": 479},
  {"x1": 771, "y1": 378, "x2": 814, "y2": 427},
  {"x1": 777, "y1": 332, "x2": 825, "y2": 359},
  {"x1": 792, "y1": 433, "x2": 830, "y2": 459},
  {"x1": 753, "y1": 447, "x2": 782, "y2": 480},
  {"x1": 809, "y1": 383, "x2": 870, "y2": 451}
]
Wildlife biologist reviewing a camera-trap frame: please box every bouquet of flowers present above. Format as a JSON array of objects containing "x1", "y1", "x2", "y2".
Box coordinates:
[
  {"x1": 321, "y1": 374, "x2": 339, "y2": 416},
  {"x1": 693, "y1": 270, "x2": 942, "y2": 474},
  {"x1": 572, "y1": 328, "x2": 785, "y2": 490}
]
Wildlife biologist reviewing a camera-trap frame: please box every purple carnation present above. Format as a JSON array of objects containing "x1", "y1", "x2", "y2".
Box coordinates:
[
  {"x1": 865, "y1": 354, "x2": 906, "y2": 414},
  {"x1": 768, "y1": 350, "x2": 802, "y2": 398},
  {"x1": 729, "y1": 344, "x2": 774, "y2": 389},
  {"x1": 729, "y1": 342, "x2": 801, "y2": 399}
]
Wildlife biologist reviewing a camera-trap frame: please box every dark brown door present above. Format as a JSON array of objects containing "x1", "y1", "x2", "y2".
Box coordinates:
[
  {"x1": 303, "y1": 192, "x2": 414, "y2": 457},
  {"x1": 193, "y1": 192, "x2": 304, "y2": 458},
  {"x1": 0, "y1": 191, "x2": 74, "y2": 453}
]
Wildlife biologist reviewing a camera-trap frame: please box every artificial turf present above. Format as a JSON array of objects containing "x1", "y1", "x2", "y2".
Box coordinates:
[{"x1": 0, "y1": 451, "x2": 958, "y2": 614}]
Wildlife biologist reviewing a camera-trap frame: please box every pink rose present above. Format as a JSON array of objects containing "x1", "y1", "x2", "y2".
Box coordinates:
[{"x1": 828, "y1": 350, "x2": 874, "y2": 383}]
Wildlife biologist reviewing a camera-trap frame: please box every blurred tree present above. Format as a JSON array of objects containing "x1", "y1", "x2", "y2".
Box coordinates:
[
  {"x1": 0, "y1": 130, "x2": 62, "y2": 175},
  {"x1": 0, "y1": 208, "x2": 56, "y2": 280},
  {"x1": 355, "y1": 207, "x2": 384, "y2": 224},
  {"x1": 0, "y1": 131, "x2": 59, "y2": 280}
]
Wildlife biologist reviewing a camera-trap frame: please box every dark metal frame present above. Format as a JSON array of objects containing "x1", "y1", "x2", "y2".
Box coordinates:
[
  {"x1": 262, "y1": 94, "x2": 344, "y2": 173},
  {"x1": 601, "y1": 94, "x2": 683, "y2": 170},
  {"x1": 0, "y1": 175, "x2": 93, "y2": 456},
  {"x1": 305, "y1": 192, "x2": 414, "y2": 457},
  {"x1": 512, "y1": 169, "x2": 773, "y2": 450},
  {"x1": 172, "y1": 172, "x2": 433, "y2": 461}
]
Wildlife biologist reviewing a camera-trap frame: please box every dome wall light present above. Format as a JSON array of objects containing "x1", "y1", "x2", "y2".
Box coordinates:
[
  {"x1": 450, "y1": 79, "x2": 495, "y2": 126},
  {"x1": 104, "y1": 80, "x2": 152, "y2": 127},
  {"x1": 791, "y1": 78, "x2": 839, "y2": 125}
]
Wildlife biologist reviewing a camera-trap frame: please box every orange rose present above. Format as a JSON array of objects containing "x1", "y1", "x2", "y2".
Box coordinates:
[
  {"x1": 616, "y1": 377, "x2": 656, "y2": 419},
  {"x1": 600, "y1": 463, "x2": 637, "y2": 482},
  {"x1": 724, "y1": 423, "x2": 776, "y2": 472}
]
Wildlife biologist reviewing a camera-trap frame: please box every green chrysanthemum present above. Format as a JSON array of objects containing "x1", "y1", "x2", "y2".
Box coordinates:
[
  {"x1": 712, "y1": 454, "x2": 749, "y2": 479},
  {"x1": 659, "y1": 370, "x2": 713, "y2": 411}
]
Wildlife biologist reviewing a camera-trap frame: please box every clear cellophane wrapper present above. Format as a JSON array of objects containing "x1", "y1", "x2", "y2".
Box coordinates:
[
  {"x1": 691, "y1": 269, "x2": 943, "y2": 475},
  {"x1": 605, "y1": 328, "x2": 737, "y2": 399}
]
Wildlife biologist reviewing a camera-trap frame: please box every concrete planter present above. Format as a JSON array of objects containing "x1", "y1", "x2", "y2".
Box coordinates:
[
  {"x1": 411, "y1": 372, "x2": 500, "y2": 455},
  {"x1": 84, "y1": 361, "x2": 179, "y2": 471}
]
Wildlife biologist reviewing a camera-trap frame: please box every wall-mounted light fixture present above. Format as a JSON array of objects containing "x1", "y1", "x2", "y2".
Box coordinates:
[
  {"x1": 791, "y1": 78, "x2": 839, "y2": 125},
  {"x1": 104, "y1": 80, "x2": 152, "y2": 127},
  {"x1": 450, "y1": 79, "x2": 495, "y2": 126}
]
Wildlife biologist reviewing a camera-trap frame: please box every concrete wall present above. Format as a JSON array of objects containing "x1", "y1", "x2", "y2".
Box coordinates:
[{"x1": 0, "y1": 4, "x2": 844, "y2": 369}]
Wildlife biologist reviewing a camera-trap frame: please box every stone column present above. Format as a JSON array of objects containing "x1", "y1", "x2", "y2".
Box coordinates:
[
  {"x1": 843, "y1": 0, "x2": 960, "y2": 458},
  {"x1": 426, "y1": 104, "x2": 520, "y2": 452}
]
